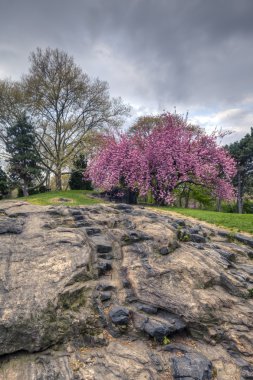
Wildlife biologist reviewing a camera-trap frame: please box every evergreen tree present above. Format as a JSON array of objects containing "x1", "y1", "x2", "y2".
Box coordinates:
[
  {"x1": 226, "y1": 129, "x2": 253, "y2": 213},
  {"x1": 6, "y1": 115, "x2": 42, "y2": 196},
  {"x1": 69, "y1": 154, "x2": 92, "y2": 190},
  {"x1": 0, "y1": 166, "x2": 9, "y2": 198}
]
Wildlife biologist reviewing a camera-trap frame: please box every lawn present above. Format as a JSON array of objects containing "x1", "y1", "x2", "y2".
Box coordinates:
[
  {"x1": 22, "y1": 190, "x2": 105, "y2": 206},
  {"x1": 153, "y1": 207, "x2": 253, "y2": 234}
]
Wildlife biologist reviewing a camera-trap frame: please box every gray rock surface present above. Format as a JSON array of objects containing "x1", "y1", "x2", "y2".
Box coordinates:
[
  {"x1": 109, "y1": 306, "x2": 130, "y2": 325},
  {"x1": 0, "y1": 201, "x2": 252, "y2": 379},
  {"x1": 172, "y1": 352, "x2": 213, "y2": 380}
]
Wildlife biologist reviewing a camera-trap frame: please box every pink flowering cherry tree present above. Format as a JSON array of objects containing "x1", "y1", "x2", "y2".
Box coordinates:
[{"x1": 86, "y1": 113, "x2": 236, "y2": 205}]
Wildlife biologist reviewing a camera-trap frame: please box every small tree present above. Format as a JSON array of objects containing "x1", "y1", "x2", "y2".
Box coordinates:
[
  {"x1": 69, "y1": 154, "x2": 92, "y2": 190},
  {"x1": 6, "y1": 115, "x2": 42, "y2": 196},
  {"x1": 0, "y1": 166, "x2": 9, "y2": 198}
]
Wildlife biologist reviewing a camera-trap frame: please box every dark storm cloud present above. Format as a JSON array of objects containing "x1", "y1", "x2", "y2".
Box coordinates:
[{"x1": 0, "y1": 0, "x2": 253, "y2": 139}]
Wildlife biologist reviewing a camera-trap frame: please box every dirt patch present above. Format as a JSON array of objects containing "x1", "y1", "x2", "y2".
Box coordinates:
[{"x1": 51, "y1": 197, "x2": 74, "y2": 204}]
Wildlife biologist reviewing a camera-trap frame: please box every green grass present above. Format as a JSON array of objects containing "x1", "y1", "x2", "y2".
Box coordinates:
[
  {"x1": 22, "y1": 190, "x2": 105, "y2": 206},
  {"x1": 152, "y1": 207, "x2": 253, "y2": 235}
]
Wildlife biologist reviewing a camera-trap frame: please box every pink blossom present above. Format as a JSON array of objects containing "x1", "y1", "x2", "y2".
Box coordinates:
[{"x1": 86, "y1": 113, "x2": 236, "y2": 204}]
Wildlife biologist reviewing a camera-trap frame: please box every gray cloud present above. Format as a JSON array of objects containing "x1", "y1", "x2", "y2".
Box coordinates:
[{"x1": 0, "y1": 0, "x2": 253, "y2": 141}]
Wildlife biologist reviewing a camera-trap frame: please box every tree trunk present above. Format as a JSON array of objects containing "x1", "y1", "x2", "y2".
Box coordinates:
[
  {"x1": 216, "y1": 197, "x2": 221, "y2": 212},
  {"x1": 55, "y1": 168, "x2": 62, "y2": 191},
  {"x1": 185, "y1": 190, "x2": 190, "y2": 208},
  {"x1": 46, "y1": 171, "x2": 51, "y2": 189},
  {"x1": 237, "y1": 172, "x2": 243, "y2": 214},
  {"x1": 22, "y1": 183, "x2": 29, "y2": 197},
  {"x1": 179, "y1": 194, "x2": 182, "y2": 207},
  {"x1": 127, "y1": 189, "x2": 138, "y2": 204}
]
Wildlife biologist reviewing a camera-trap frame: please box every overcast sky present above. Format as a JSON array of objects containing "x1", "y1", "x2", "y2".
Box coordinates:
[{"x1": 0, "y1": 0, "x2": 252, "y2": 143}]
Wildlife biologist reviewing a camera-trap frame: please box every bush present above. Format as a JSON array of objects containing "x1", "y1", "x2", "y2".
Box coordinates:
[
  {"x1": 221, "y1": 200, "x2": 253, "y2": 214},
  {"x1": 69, "y1": 154, "x2": 93, "y2": 190},
  {"x1": 243, "y1": 200, "x2": 253, "y2": 214},
  {"x1": 0, "y1": 167, "x2": 9, "y2": 199},
  {"x1": 221, "y1": 202, "x2": 237, "y2": 213},
  {"x1": 17, "y1": 185, "x2": 49, "y2": 197}
]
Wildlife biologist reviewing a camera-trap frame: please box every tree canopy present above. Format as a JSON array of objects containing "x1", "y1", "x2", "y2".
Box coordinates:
[
  {"x1": 226, "y1": 128, "x2": 253, "y2": 213},
  {"x1": 87, "y1": 113, "x2": 236, "y2": 204},
  {"x1": 0, "y1": 47, "x2": 130, "y2": 190}
]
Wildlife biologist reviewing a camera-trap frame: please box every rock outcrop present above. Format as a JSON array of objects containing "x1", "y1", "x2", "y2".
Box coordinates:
[{"x1": 0, "y1": 201, "x2": 252, "y2": 379}]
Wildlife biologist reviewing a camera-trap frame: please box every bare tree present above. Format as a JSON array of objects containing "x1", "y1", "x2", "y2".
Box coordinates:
[{"x1": 21, "y1": 47, "x2": 130, "y2": 190}]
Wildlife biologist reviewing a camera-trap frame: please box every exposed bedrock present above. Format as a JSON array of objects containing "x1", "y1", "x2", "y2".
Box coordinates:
[{"x1": 0, "y1": 201, "x2": 252, "y2": 379}]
